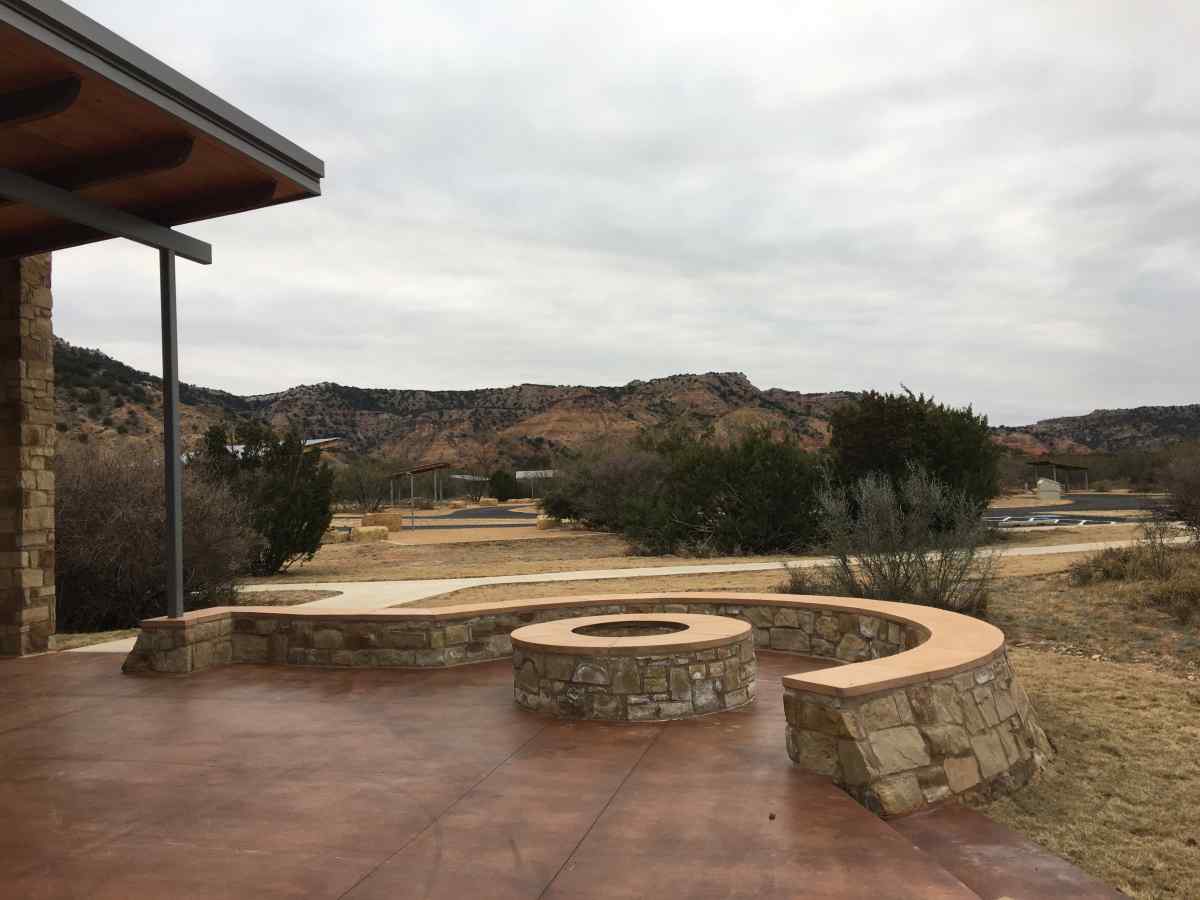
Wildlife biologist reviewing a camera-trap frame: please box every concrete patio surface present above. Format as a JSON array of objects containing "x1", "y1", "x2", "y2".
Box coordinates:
[{"x1": 1, "y1": 649, "x2": 1118, "y2": 899}]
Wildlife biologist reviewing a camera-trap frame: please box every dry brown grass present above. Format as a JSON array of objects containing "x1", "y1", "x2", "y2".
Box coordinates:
[
  {"x1": 235, "y1": 589, "x2": 341, "y2": 607},
  {"x1": 49, "y1": 629, "x2": 138, "y2": 651},
  {"x1": 251, "y1": 521, "x2": 1148, "y2": 586},
  {"x1": 990, "y1": 522, "x2": 1144, "y2": 547},
  {"x1": 990, "y1": 495, "x2": 1073, "y2": 509},
  {"x1": 251, "y1": 533, "x2": 815, "y2": 584},
  {"x1": 989, "y1": 572, "x2": 1200, "y2": 673},
  {"x1": 988, "y1": 650, "x2": 1200, "y2": 899},
  {"x1": 410, "y1": 570, "x2": 787, "y2": 608},
  {"x1": 383, "y1": 526, "x2": 584, "y2": 545}
]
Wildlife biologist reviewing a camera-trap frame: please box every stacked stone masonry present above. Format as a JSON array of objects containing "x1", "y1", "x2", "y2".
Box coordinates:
[
  {"x1": 0, "y1": 254, "x2": 55, "y2": 656},
  {"x1": 124, "y1": 599, "x2": 917, "y2": 675},
  {"x1": 123, "y1": 593, "x2": 1052, "y2": 819},
  {"x1": 784, "y1": 652, "x2": 1054, "y2": 818},
  {"x1": 511, "y1": 617, "x2": 757, "y2": 722}
]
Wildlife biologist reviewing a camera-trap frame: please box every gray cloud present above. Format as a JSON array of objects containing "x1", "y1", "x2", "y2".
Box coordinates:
[{"x1": 54, "y1": 0, "x2": 1200, "y2": 424}]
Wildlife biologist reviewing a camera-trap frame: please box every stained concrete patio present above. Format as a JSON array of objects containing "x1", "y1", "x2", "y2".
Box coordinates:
[{"x1": 1, "y1": 650, "x2": 1118, "y2": 899}]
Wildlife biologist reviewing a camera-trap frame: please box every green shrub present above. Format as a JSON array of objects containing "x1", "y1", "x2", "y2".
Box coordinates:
[
  {"x1": 829, "y1": 389, "x2": 1001, "y2": 510},
  {"x1": 489, "y1": 469, "x2": 520, "y2": 503},
  {"x1": 781, "y1": 466, "x2": 995, "y2": 615},
  {"x1": 636, "y1": 428, "x2": 824, "y2": 556},
  {"x1": 1068, "y1": 521, "x2": 1179, "y2": 585},
  {"x1": 198, "y1": 422, "x2": 334, "y2": 575},
  {"x1": 55, "y1": 443, "x2": 257, "y2": 632},
  {"x1": 541, "y1": 441, "x2": 668, "y2": 528},
  {"x1": 542, "y1": 427, "x2": 823, "y2": 555}
]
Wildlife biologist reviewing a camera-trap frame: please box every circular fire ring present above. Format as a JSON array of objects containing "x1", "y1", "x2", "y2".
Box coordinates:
[{"x1": 511, "y1": 613, "x2": 756, "y2": 721}]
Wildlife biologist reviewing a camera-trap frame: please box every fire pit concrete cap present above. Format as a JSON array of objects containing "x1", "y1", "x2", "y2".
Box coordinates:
[{"x1": 511, "y1": 612, "x2": 749, "y2": 656}]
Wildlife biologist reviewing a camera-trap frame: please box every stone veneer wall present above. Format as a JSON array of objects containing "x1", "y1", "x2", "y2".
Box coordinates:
[
  {"x1": 123, "y1": 599, "x2": 918, "y2": 675},
  {"x1": 0, "y1": 254, "x2": 55, "y2": 656},
  {"x1": 513, "y1": 634, "x2": 757, "y2": 721},
  {"x1": 784, "y1": 652, "x2": 1053, "y2": 818}
]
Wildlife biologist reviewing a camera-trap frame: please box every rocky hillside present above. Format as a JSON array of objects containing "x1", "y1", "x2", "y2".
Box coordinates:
[
  {"x1": 54, "y1": 339, "x2": 1200, "y2": 461},
  {"x1": 993, "y1": 406, "x2": 1200, "y2": 454},
  {"x1": 51, "y1": 339, "x2": 854, "y2": 465}
]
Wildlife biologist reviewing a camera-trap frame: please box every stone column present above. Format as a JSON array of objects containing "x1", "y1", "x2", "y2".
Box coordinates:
[{"x1": 0, "y1": 254, "x2": 55, "y2": 656}]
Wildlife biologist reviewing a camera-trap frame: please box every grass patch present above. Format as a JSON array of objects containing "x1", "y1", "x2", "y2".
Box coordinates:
[
  {"x1": 235, "y1": 589, "x2": 342, "y2": 607},
  {"x1": 250, "y1": 532, "x2": 816, "y2": 584},
  {"x1": 49, "y1": 629, "x2": 137, "y2": 651},
  {"x1": 988, "y1": 650, "x2": 1200, "y2": 899},
  {"x1": 987, "y1": 572, "x2": 1200, "y2": 674},
  {"x1": 401, "y1": 570, "x2": 788, "y2": 608}
]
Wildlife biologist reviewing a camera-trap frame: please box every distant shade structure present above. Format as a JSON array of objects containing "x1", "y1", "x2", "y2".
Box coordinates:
[{"x1": 516, "y1": 470, "x2": 556, "y2": 480}]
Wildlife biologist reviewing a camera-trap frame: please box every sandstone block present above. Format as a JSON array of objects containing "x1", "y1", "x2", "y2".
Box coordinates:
[
  {"x1": 545, "y1": 654, "x2": 577, "y2": 682},
  {"x1": 724, "y1": 688, "x2": 750, "y2": 708},
  {"x1": 971, "y1": 730, "x2": 1009, "y2": 780},
  {"x1": 922, "y1": 724, "x2": 972, "y2": 757},
  {"x1": 870, "y1": 726, "x2": 931, "y2": 775},
  {"x1": 943, "y1": 754, "x2": 982, "y2": 793},
  {"x1": 573, "y1": 663, "x2": 609, "y2": 685},
  {"x1": 770, "y1": 627, "x2": 810, "y2": 653},
  {"x1": 669, "y1": 666, "x2": 691, "y2": 700},
  {"x1": 643, "y1": 668, "x2": 668, "y2": 693},
  {"x1": 859, "y1": 695, "x2": 903, "y2": 732},
  {"x1": 815, "y1": 614, "x2": 839, "y2": 642},
  {"x1": 872, "y1": 773, "x2": 925, "y2": 817},
  {"x1": 994, "y1": 686, "x2": 1018, "y2": 721},
  {"x1": 313, "y1": 628, "x2": 345, "y2": 650},
  {"x1": 837, "y1": 739, "x2": 878, "y2": 786},
  {"x1": 692, "y1": 679, "x2": 721, "y2": 713},
  {"x1": 787, "y1": 728, "x2": 841, "y2": 777}
]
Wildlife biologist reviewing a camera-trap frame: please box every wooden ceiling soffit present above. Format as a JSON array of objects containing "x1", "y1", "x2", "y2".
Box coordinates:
[
  {"x1": 0, "y1": 76, "x2": 81, "y2": 127},
  {"x1": 0, "y1": 137, "x2": 195, "y2": 207}
]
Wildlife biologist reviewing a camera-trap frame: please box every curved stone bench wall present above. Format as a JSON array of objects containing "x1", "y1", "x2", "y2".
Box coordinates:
[
  {"x1": 123, "y1": 594, "x2": 925, "y2": 675},
  {"x1": 123, "y1": 592, "x2": 1051, "y2": 818}
]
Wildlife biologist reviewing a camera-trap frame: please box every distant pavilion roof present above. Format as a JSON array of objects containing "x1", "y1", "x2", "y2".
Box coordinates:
[
  {"x1": 394, "y1": 462, "x2": 453, "y2": 477},
  {"x1": 0, "y1": 0, "x2": 324, "y2": 260},
  {"x1": 1024, "y1": 460, "x2": 1089, "y2": 471}
]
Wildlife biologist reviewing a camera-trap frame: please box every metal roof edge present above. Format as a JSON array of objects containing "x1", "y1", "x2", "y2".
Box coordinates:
[{"x1": 0, "y1": 0, "x2": 325, "y2": 193}]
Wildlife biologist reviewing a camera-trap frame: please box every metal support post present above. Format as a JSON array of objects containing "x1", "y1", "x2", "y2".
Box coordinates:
[{"x1": 159, "y1": 249, "x2": 184, "y2": 617}]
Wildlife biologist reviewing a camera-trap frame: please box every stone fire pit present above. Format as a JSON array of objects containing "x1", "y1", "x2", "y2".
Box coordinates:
[{"x1": 510, "y1": 613, "x2": 756, "y2": 721}]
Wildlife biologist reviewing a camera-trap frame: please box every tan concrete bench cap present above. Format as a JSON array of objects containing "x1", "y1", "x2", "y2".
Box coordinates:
[
  {"x1": 140, "y1": 592, "x2": 1004, "y2": 698},
  {"x1": 512, "y1": 612, "x2": 750, "y2": 656}
]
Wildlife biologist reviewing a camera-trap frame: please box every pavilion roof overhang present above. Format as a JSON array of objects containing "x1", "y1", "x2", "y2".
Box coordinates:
[{"x1": 0, "y1": 0, "x2": 324, "y2": 261}]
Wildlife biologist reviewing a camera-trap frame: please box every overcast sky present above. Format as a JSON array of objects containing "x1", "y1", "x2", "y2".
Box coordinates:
[{"x1": 56, "y1": 1, "x2": 1200, "y2": 425}]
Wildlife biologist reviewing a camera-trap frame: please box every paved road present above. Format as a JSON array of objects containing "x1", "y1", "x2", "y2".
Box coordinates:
[{"x1": 985, "y1": 493, "x2": 1162, "y2": 527}]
